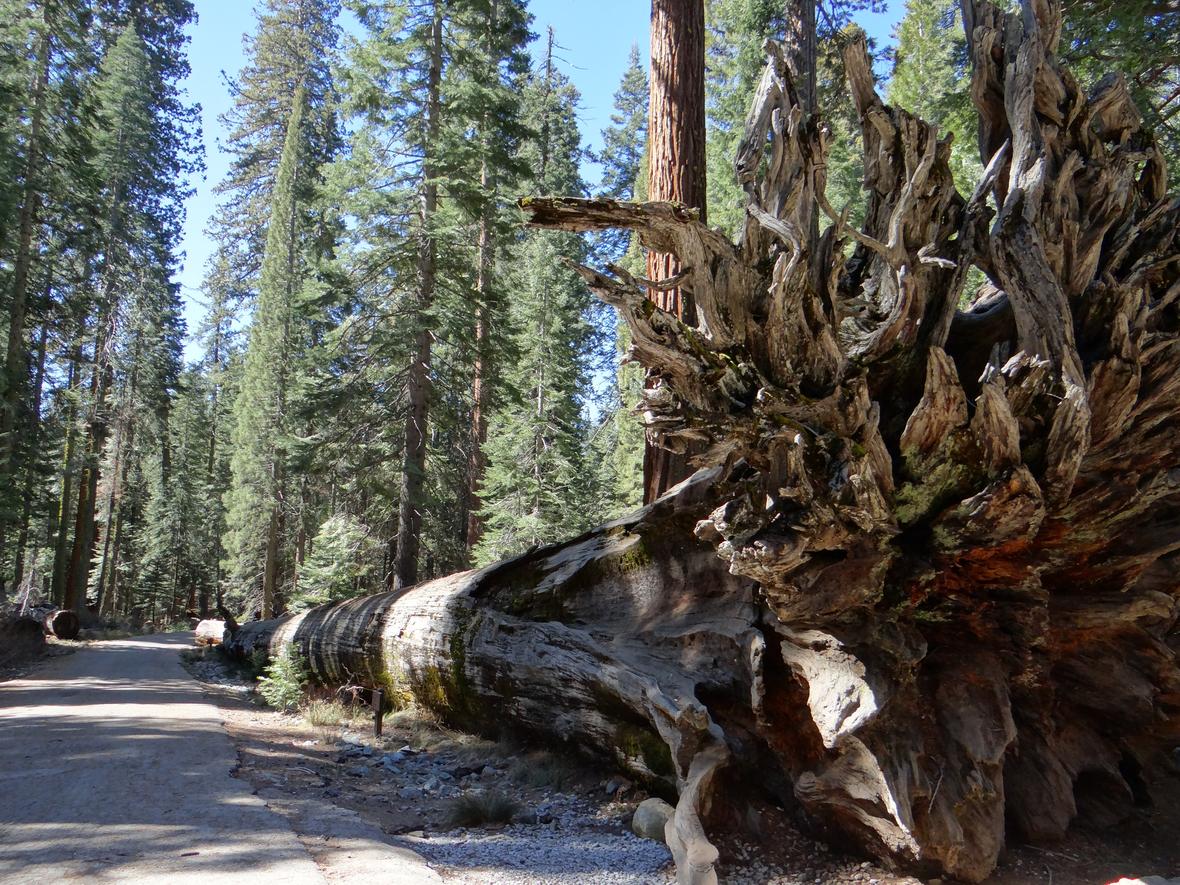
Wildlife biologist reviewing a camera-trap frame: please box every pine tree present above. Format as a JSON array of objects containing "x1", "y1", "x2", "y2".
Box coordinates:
[
  {"x1": 324, "y1": 0, "x2": 535, "y2": 586},
  {"x1": 592, "y1": 49, "x2": 650, "y2": 518},
  {"x1": 705, "y1": 0, "x2": 785, "y2": 236},
  {"x1": 596, "y1": 43, "x2": 647, "y2": 259},
  {"x1": 474, "y1": 45, "x2": 598, "y2": 565},
  {"x1": 1059, "y1": 0, "x2": 1179, "y2": 189},
  {"x1": 64, "y1": 22, "x2": 190, "y2": 612},
  {"x1": 223, "y1": 87, "x2": 308, "y2": 619},
  {"x1": 449, "y1": 0, "x2": 533, "y2": 558},
  {"x1": 888, "y1": 0, "x2": 982, "y2": 194},
  {"x1": 0, "y1": 0, "x2": 95, "y2": 593},
  {"x1": 210, "y1": 0, "x2": 340, "y2": 296}
]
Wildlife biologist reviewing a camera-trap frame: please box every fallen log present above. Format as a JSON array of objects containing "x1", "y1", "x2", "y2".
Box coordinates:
[
  {"x1": 0, "y1": 615, "x2": 46, "y2": 665},
  {"x1": 228, "y1": 470, "x2": 744, "y2": 885},
  {"x1": 233, "y1": 1, "x2": 1180, "y2": 882},
  {"x1": 44, "y1": 609, "x2": 80, "y2": 640},
  {"x1": 194, "y1": 619, "x2": 228, "y2": 647}
]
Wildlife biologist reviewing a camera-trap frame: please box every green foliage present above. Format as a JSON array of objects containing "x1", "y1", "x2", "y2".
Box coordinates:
[
  {"x1": 706, "y1": 0, "x2": 787, "y2": 237},
  {"x1": 209, "y1": 0, "x2": 341, "y2": 294},
  {"x1": 290, "y1": 514, "x2": 379, "y2": 608},
  {"x1": 888, "y1": 0, "x2": 983, "y2": 194},
  {"x1": 473, "y1": 56, "x2": 601, "y2": 565},
  {"x1": 223, "y1": 87, "x2": 309, "y2": 613},
  {"x1": 596, "y1": 43, "x2": 648, "y2": 261},
  {"x1": 257, "y1": 643, "x2": 308, "y2": 711},
  {"x1": 4, "y1": 0, "x2": 1175, "y2": 628},
  {"x1": 302, "y1": 697, "x2": 352, "y2": 727},
  {"x1": 592, "y1": 50, "x2": 649, "y2": 518},
  {"x1": 1059, "y1": 0, "x2": 1179, "y2": 191}
]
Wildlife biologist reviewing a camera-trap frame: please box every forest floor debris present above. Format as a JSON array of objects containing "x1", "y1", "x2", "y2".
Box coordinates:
[
  {"x1": 181, "y1": 645, "x2": 1180, "y2": 884},
  {"x1": 180, "y1": 647, "x2": 915, "y2": 884}
]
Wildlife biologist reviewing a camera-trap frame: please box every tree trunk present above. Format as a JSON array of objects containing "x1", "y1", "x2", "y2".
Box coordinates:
[
  {"x1": 519, "y1": 0, "x2": 1179, "y2": 877},
  {"x1": 195, "y1": 619, "x2": 227, "y2": 646},
  {"x1": 42, "y1": 608, "x2": 80, "y2": 640},
  {"x1": 393, "y1": 3, "x2": 442, "y2": 591},
  {"x1": 644, "y1": 0, "x2": 707, "y2": 504},
  {"x1": 232, "y1": 2, "x2": 1180, "y2": 882},
  {"x1": 783, "y1": 0, "x2": 817, "y2": 117},
  {"x1": 466, "y1": 172, "x2": 492, "y2": 556},
  {"x1": 228, "y1": 470, "x2": 742, "y2": 885},
  {"x1": 464, "y1": 0, "x2": 500, "y2": 558},
  {"x1": 51, "y1": 344, "x2": 82, "y2": 607},
  {"x1": 12, "y1": 318, "x2": 50, "y2": 593},
  {"x1": 0, "y1": 22, "x2": 50, "y2": 585},
  {"x1": 64, "y1": 323, "x2": 114, "y2": 613}
]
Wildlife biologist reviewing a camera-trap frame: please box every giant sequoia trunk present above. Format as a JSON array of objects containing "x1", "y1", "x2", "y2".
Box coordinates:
[
  {"x1": 231, "y1": 2, "x2": 1180, "y2": 881},
  {"x1": 644, "y1": 0, "x2": 707, "y2": 502}
]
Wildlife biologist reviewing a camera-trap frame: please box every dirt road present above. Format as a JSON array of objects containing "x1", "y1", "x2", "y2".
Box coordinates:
[{"x1": 0, "y1": 633, "x2": 432, "y2": 884}]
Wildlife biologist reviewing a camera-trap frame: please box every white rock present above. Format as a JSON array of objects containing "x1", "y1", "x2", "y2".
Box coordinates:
[{"x1": 631, "y1": 797, "x2": 675, "y2": 842}]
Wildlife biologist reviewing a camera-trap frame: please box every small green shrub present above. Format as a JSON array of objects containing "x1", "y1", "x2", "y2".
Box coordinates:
[
  {"x1": 257, "y1": 644, "x2": 308, "y2": 711},
  {"x1": 445, "y1": 789, "x2": 520, "y2": 828},
  {"x1": 247, "y1": 647, "x2": 269, "y2": 679}
]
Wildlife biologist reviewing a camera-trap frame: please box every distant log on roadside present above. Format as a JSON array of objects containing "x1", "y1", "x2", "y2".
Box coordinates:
[
  {"x1": 17, "y1": 605, "x2": 81, "y2": 640},
  {"x1": 194, "y1": 619, "x2": 228, "y2": 646},
  {"x1": 44, "y1": 609, "x2": 80, "y2": 640}
]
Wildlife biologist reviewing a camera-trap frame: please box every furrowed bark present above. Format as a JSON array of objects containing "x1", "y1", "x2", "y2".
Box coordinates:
[
  {"x1": 518, "y1": 0, "x2": 1180, "y2": 879},
  {"x1": 233, "y1": 1, "x2": 1179, "y2": 881},
  {"x1": 393, "y1": 2, "x2": 442, "y2": 590},
  {"x1": 644, "y1": 0, "x2": 707, "y2": 503},
  {"x1": 230, "y1": 470, "x2": 748, "y2": 885}
]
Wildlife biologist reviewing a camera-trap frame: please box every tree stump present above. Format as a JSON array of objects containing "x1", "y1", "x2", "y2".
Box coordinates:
[{"x1": 194, "y1": 619, "x2": 228, "y2": 646}]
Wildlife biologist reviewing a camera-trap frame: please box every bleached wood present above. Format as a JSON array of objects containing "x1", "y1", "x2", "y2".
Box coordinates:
[{"x1": 232, "y1": 1, "x2": 1179, "y2": 881}]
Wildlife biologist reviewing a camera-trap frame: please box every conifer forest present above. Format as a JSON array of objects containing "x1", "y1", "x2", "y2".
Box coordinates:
[{"x1": 2, "y1": 0, "x2": 1180, "y2": 881}]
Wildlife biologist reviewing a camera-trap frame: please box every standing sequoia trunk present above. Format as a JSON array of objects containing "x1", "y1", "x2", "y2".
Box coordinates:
[
  {"x1": 393, "y1": 3, "x2": 442, "y2": 590},
  {"x1": 644, "y1": 0, "x2": 707, "y2": 504},
  {"x1": 234, "y1": 2, "x2": 1180, "y2": 882}
]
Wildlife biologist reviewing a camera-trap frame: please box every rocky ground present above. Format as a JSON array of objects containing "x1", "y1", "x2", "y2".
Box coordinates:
[{"x1": 182, "y1": 647, "x2": 1180, "y2": 884}]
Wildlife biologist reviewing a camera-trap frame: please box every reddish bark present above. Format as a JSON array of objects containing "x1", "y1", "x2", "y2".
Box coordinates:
[{"x1": 644, "y1": 0, "x2": 707, "y2": 503}]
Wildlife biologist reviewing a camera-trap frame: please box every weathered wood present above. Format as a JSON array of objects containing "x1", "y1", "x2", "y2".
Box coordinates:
[
  {"x1": 232, "y1": 1, "x2": 1179, "y2": 881},
  {"x1": 513, "y1": 0, "x2": 1180, "y2": 880},
  {"x1": 0, "y1": 614, "x2": 46, "y2": 665},
  {"x1": 44, "y1": 609, "x2": 79, "y2": 640},
  {"x1": 194, "y1": 619, "x2": 227, "y2": 647},
  {"x1": 229, "y1": 470, "x2": 747, "y2": 885}
]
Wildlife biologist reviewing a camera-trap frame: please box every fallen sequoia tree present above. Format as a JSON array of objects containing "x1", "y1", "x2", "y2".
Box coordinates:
[{"x1": 228, "y1": 1, "x2": 1180, "y2": 881}]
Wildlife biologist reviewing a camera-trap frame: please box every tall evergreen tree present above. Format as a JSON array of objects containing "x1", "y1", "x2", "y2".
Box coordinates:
[
  {"x1": 210, "y1": 0, "x2": 341, "y2": 295},
  {"x1": 64, "y1": 21, "x2": 193, "y2": 611},
  {"x1": 593, "y1": 50, "x2": 650, "y2": 516},
  {"x1": 596, "y1": 43, "x2": 647, "y2": 259},
  {"x1": 0, "y1": 0, "x2": 95, "y2": 593},
  {"x1": 889, "y1": 0, "x2": 982, "y2": 193},
  {"x1": 475, "y1": 52, "x2": 598, "y2": 565},
  {"x1": 223, "y1": 87, "x2": 308, "y2": 618}
]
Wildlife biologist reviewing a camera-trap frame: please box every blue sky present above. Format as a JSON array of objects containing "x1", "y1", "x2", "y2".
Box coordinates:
[{"x1": 175, "y1": 1, "x2": 903, "y2": 351}]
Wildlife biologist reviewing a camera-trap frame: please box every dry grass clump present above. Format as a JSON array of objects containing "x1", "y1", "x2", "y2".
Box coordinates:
[
  {"x1": 507, "y1": 749, "x2": 579, "y2": 791},
  {"x1": 302, "y1": 698, "x2": 352, "y2": 727},
  {"x1": 445, "y1": 789, "x2": 520, "y2": 828}
]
